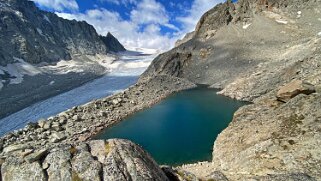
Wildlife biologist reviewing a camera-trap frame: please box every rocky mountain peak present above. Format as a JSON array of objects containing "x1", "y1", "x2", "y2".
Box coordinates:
[
  {"x1": 0, "y1": 0, "x2": 125, "y2": 66},
  {"x1": 101, "y1": 32, "x2": 126, "y2": 53}
]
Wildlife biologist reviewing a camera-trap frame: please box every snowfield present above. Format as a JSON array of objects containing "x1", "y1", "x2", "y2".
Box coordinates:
[{"x1": 0, "y1": 57, "x2": 42, "y2": 86}]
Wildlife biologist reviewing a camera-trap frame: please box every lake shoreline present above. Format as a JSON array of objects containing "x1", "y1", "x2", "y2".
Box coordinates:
[
  {"x1": 0, "y1": 75, "x2": 197, "y2": 156},
  {"x1": 94, "y1": 86, "x2": 246, "y2": 166}
]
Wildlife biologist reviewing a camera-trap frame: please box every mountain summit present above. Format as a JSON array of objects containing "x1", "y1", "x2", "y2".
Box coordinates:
[{"x1": 0, "y1": 0, "x2": 125, "y2": 66}]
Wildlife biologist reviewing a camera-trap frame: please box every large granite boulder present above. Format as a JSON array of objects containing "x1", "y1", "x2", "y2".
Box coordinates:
[
  {"x1": 89, "y1": 139, "x2": 169, "y2": 181},
  {"x1": 0, "y1": 139, "x2": 169, "y2": 181}
]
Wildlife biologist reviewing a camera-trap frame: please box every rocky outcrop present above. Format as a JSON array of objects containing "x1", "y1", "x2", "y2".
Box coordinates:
[
  {"x1": 211, "y1": 93, "x2": 321, "y2": 180},
  {"x1": 276, "y1": 79, "x2": 316, "y2": 102},
  {"x1": 1, "y1": 139, "x2": 168, "y2": 181},
  {"x1": 100, "y1": 32, "x2": 126, "y2": 53},
  {"x1": 175, "y1": 31, "x2": 195, "y2": 47},
  {"x1": 0, "y1": 0, "x2": 125, "y2": 66}
]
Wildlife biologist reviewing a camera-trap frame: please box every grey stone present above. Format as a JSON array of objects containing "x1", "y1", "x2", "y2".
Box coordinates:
[
  {"x1": 37, "y1": 119, "x2": 46, "y2": 129},
  {"x1": 43, "y1": 150, "x2": 72, "y2": 181},
  {"x1": 72, "y1": 115, "x2": 81, "y2": 122},
  {"x1": 50, "y1": 132, "x2": 66, "y2": 143},
  {"x1": 89, "y1": 139, "x2": 169, "y2": 181},
  {"x1": 1, "y1": 156, "x2": 46, "y2": 181},
  {"x1": 71, "y1": 150, "x2": 102, "y2": 181},
  {"x1": 24, "y1": 149, "x2": 48, "y2": 163},
  {"x1": 3, "y1": 144, "x2": 32, "y2": 154}
]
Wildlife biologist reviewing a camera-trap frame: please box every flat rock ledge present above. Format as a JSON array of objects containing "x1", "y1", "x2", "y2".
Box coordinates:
[{"x1": 0, "y1": 139, "x2": 169, "y2": 181}]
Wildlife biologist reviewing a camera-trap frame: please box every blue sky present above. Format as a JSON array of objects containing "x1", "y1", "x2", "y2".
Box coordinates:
[{"x1": 32, "y1": 0, "x2": 225, "y2": 51}]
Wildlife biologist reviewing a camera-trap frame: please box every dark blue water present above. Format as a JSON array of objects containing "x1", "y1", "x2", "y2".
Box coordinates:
[{"x1": 95, "y1": 87, "x2": 246, "y2": 165}]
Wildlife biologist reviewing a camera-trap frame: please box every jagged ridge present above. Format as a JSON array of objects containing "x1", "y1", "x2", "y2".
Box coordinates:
[{"x1": 0, "y1": 0, "x2": 125, "y2": 66}]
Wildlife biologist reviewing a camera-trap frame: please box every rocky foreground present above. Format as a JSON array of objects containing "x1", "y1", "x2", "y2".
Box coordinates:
[
  {"x1": 0, "y1": 75, "x2": 196, "y2": 180},
  {"x1": 1, "y1": 0, "x2": 321, "y2": 180}
]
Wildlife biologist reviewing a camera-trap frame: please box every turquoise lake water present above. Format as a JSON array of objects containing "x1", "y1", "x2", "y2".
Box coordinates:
[{"x1": 95, "y1": 87, "x2": 246, "y2": 166}]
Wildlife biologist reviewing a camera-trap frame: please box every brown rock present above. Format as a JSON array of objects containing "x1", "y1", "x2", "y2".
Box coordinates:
[{"x1": 277, "y1": 80, "x2": 315, "y2": 102}]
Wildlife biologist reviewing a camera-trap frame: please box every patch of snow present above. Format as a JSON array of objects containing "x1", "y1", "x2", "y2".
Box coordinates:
[
  {"x1": 42, "y1": 59, "x2": 86, "y2": 74},
  {"x1": 49, "y1": 81, "x2": 55, "y2": 85},
  {"x1": 0, "y1": 69, "x2": 4, "y2": 75},
  {"x1": 263, "y1": 11, "x2": 289, "y2": 25},
  {"x1": 297, "y1": 11, "x2": 302, "y2": 15},
  {"x1": 14, "y1": 11, "x2": 23, "y2": 19},
  {"x1": 243, "y1": 23, "x2": 252, "y2": 29},
  {"x1": 318, "y1": 18, "x2": 321, "y2": 21},
  {"x1": 43, "y1": 15, "x2": 51, "y2": 23},
  {"x1": 0, "y1": 57, "x2": 42, "y2": 85},
  {"x1": 87, "y1": 54, "x2": 116, "y2": 68},
  {"x1": 36, "y1": 28, "x2": 45, "y2": 36},
  {"x1": 126, "y1": 47, "x2": 160, "y2": 55},
  {"x1": 318, "y1": 32, "x2": 321, "y2": 36},
  {"x1": 276, "y1": 19, "x2": 288, "y2": 25}
]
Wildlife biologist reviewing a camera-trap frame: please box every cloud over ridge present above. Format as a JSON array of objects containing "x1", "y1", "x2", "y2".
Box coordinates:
[{"x1": 33, "y1": 0, "x2": 224, "y2": 51}]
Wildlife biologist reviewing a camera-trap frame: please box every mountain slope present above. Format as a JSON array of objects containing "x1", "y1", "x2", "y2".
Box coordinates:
[
  {"x1": 0, "y1": 0, "x2": 125, "y2": 66},
  {"x1": 0, "y1": 0, "x2": 126, "y2": 119},
  {"x1": 141, "y1": 0, "x2": 321, "y2": 179}
]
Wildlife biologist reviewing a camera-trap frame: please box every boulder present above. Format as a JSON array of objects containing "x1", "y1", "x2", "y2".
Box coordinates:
[
  {"x1": 3, "y1": 144, "x2": 32, "y2": 154},
  {"x1": 24, "y1": 149, "x2": 48, "y2": 163},
  {"x1": 50, "y1": 132, "x2": 66, "y2": 143},
  {"x1": 72, "y1": 115, "x2": 81, "y2": 122},
  {"x1": 43, "y1": 121, "x2": 52, "y2": 130},
  {"x1": 71, "y1": 148, "x2": 102, "y2": 181},
  {"x1": 1, "y1": 157, "x2": 46, "y2": 181},
  {"x1": 277, "y1": 80, "x2": 315, "y2": 102},
  {"x1": 1, "y1": 139, "x2": 169, "y2": 181},
  {"x1": 89, "y1": 139, "x2": 169, "y2": 181},
  {"x1": 43, "y1": 150, "x2": 72, "y2": 181},
  {"x1": 207, "y1": 171, "x2": 229, "y2": 181},
  {"x1": 37, "y1": 119, "x2": 46, "y2": 128},
  {"x1": 161, "y1": 166, "x2": 199, "y2": 181}
]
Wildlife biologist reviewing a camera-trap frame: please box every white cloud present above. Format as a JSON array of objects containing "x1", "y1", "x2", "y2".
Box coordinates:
[
  {"x1": 130, "y1": 0, "x2": 168, "y2": 25},
  {"x1": 100, "y1": 0, "x2": 137, "y2": 6},
  {"x1": 57, "y1": 0, "x2": 179, "y2": 51},
  {"x1": 55, "y1": 0, "x2": 223, "y2": 51},
  {"x1": 32, "y1": 0, "x2": 79, "y2": 11}
]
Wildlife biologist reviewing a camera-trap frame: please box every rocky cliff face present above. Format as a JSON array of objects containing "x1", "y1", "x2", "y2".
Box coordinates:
[{"x1": 0, "y1": 0, "x2": 125, "y2": 66}]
